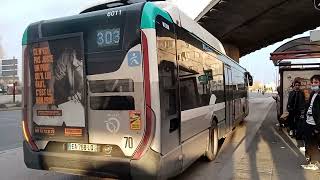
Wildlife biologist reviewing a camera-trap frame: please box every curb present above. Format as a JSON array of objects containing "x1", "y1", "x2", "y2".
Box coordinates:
[{"x1": 280, "y1": 126, "x2": 305, "y2": 156}]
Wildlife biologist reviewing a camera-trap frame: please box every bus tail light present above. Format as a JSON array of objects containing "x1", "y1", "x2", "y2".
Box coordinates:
[
  {"x1": 22, "y1": 46, "x2": 39, "y2": 152},
  {"x1": 133, "y1": 31, "x2": 155, "y2": 160},
  {"x1": 22, "y1": 119, "x2": 38, "y2": 151},
  {"x1": 22, "y1": 92, "x2": 39, "y2": 152}
]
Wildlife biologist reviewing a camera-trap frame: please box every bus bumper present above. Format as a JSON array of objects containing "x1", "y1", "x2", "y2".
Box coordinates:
[{"x1": 23, "y1": 141, "x2": 161, "y2": 179}]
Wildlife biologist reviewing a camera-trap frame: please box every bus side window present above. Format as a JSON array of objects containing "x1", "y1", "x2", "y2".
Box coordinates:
[
  {"x1": 155, "y1": 15, "x2": 179, "y2": 127},
  {"x1": 179, "y1": 77, "x2": 199, "y2": 111},
  {"x1": 176, "y1": 27, "x2": 224, "y2": 109}
]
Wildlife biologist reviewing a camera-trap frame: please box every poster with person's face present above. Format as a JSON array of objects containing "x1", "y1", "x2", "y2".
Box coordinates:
[{"x1": 28, "y1": 35, "x2": 86, "y2": 140}]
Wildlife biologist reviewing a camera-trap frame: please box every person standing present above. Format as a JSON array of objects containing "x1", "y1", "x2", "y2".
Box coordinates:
[
  {"x1": 301, "y1": 75, "x2": 320, "y2": 170},
  {"x1": 287, "y1": 80, "x2": 305, "y2": 137}
]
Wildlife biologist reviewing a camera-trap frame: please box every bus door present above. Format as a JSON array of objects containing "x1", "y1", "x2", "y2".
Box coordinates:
[
  {"x1": 156, "y1": 15, "x2": 182, "y2": 175},
  {"x1": 224, "y1": 66, "x2": 234, "y2": 132}
]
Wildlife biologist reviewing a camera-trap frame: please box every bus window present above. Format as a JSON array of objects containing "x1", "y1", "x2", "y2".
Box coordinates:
[
  {"x1": 180, "y1": 77, "x2": 199, "y2": 111},
  {"x1": 90, "y1": 96, "x2": 135, "y2": 110},
  {"x1": 156, "y1": 15, "x2": 180, "y2": 155},
  {"x1": 89, "y1": 79, "x2": 134, "y2": 93},
  {"x1": 177, "y1": 27, "x2": 225, "y2": 109},
  {"x1": 204, "y1": 55, "x2": 224, "y2": 103},
  {"x1": 156, "y1": 15, "x2": 179, "y2": 120}
]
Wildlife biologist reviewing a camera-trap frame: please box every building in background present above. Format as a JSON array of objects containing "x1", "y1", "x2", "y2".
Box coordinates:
[
  {"x1": 249, "y1": 81, "x2": 276, "y2": 93},
  {"x1": 0, "y1": 57, "x2": 18, "y2": 87}
]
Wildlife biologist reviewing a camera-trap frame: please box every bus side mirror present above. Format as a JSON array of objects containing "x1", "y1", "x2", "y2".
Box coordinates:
[
  {"x1": 248, "y1": 76, "x2": 253, "y2": 86},
  {"x1": 246, "y1": 72, "x2": 253, "y2": 86}
]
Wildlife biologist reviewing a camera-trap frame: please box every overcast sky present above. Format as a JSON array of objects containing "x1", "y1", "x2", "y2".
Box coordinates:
[{"x1": 0, "y1": 0, "x2": 317, "y2": 83}]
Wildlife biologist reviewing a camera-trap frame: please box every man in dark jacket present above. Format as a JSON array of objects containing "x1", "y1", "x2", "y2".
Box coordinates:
[
  {"x1": 301, "y1": 75, "x2": 320, "y2": 170},
  {"x1": 287, "y1": 80, "x2": 305, "y2": 137}
]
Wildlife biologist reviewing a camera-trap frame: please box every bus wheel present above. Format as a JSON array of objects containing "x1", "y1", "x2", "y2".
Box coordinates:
[{"x1": 205, "y1": 125, "x2": 218, "y2": 161}]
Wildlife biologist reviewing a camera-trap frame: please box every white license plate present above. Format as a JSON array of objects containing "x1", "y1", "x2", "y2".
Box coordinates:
[{"x1": 67, "y1": 143, "x2": 98, "y2": 152}]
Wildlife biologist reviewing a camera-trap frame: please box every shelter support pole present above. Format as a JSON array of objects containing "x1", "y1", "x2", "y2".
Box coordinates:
[{"x1": 223, "y1": 43, "x2": 240, "y2": 62}]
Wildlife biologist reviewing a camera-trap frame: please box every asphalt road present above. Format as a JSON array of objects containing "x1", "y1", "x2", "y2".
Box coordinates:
[
  {"x1": 249, "y1": 92, "x2": 275, "y2": 99},
  {"x1": 0, "y1": 110, "x2": 22, "y2": 151}
]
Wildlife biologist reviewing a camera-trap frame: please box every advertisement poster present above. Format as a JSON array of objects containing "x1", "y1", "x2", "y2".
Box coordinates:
[
  {"x1": 282, "y1": 70, "x2": 320, "y2": 113},
  {"x1": 29, "y1": 34, "x2": 86, "y2": 140}
]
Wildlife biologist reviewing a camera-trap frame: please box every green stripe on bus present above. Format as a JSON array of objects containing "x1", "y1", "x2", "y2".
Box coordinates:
[
  {"x1": 141, "y1": 2, "x2": 173, "y2": 29},
  {"x1": 22, "y1": 27, "x2": 28, "y2": 45}
]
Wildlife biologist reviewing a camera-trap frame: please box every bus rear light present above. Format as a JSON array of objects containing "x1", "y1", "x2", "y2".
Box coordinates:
[
  {"x1": 132, "y1": 31, "x2": 155, "y2": 160},
  {"x1": 22, "y1": 119, "x2": 39, "y2": 151},
  {"x1": 22, "y1": 120, "x2": 30, "y2": 143},
  {"x1": 22, "y1": 46, "x2": 39, "y2": 152}
]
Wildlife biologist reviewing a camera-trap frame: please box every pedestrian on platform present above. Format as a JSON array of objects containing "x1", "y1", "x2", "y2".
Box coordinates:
[
  {"x1": 301, "y1": 75, "x2": 320, "y2": 170},
  {"x1": 287, "y1": 80, "x2": 305, "y2": 137}
]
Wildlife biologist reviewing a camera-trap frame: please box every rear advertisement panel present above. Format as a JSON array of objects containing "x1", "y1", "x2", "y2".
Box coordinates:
[{"x1": 28, "y1": 34, "x2": 86, "y2": 141}]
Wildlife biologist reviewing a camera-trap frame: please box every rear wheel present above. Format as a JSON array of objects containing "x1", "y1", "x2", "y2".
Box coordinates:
[{"x1": 205, "y1": 125, "x2": 218, "y2": 161}]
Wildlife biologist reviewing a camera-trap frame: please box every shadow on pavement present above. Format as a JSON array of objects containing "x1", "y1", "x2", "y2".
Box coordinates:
[{"x1": 243, "y1": 104, "x2": 319, "y2": 180}]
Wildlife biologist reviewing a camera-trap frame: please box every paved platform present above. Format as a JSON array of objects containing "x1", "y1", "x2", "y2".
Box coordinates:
[
  {"x1": 176, "y1": 97, "x2": 276, "y2": 179},
  {"x1": 230, "y1": 104, "x2": 320, "y2": 180}
]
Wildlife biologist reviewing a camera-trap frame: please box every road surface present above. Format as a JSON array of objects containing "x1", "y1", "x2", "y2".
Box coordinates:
[{"x1": 0, "y1": 110, "x2": 22, "y2": 151}]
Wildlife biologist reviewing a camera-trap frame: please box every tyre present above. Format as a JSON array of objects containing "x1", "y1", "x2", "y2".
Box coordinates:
[{"x1": 205, "y1": 125, "x2": 218, "y2": 161}]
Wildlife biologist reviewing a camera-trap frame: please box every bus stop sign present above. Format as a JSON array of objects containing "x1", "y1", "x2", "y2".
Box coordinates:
[{"x1": 314, "y1": 0, "x2": 320, "y2": 10}]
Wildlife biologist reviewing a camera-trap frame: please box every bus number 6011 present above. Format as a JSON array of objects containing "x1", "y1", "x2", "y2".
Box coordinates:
[{"x1": 107, "y1": 10, "x2": 122, "y2": 17}]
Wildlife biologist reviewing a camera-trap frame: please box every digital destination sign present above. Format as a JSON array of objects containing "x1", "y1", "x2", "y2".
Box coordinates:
[{"x1": 96, "y1": 28, "x2": 121, "y2": 47}]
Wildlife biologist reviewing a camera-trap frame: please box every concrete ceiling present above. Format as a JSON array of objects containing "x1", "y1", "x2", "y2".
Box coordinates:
[{"x1": 196, "y1": 0, "x2": 320, "y2": 57}]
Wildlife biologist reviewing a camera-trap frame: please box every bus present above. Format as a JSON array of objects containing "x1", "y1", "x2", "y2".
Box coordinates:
[{"x1": 22, "y1": 1, "x2": 253, "y2": 179}]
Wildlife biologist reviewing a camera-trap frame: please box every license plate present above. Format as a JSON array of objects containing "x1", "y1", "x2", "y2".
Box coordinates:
[{"x1": 67, "y1": 143, "x2": 98, "y2": 152}]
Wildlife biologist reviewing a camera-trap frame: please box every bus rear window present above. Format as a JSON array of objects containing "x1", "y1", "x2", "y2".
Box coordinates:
[
  {"x1": 90, "y1": 96, "x2": 135, "y2": 110},
  {"x1": 89, "y1": 79, "x2": 134, "y2": 93},
  {"x1": 26, "y1": 3, "x2": 143, "y2": 76}
]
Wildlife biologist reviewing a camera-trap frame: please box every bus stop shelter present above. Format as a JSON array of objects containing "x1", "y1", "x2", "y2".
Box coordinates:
[
  {"x1": 270, "y1": 36, "x2": 320, "y2": 66},
  {"x1": 270, "y1": 34, "x2": 320, "y2": 124}
]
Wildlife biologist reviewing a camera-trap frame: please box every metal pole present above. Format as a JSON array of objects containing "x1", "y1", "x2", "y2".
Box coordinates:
[{"x1": 13, "y1": 82, "x2": 16, "y2": 103}]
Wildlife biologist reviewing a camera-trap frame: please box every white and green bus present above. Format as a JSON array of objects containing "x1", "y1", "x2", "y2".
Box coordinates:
[{"x1": 22, "y1": 1, "x2": 253, "y2": 179}]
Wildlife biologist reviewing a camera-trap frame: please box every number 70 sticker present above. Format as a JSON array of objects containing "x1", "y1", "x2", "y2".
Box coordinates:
[{"x1": 121, "y1": 136, "x2": 135, "y2": 155}]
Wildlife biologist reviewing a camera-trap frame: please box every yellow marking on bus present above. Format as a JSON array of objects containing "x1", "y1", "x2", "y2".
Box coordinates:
[{"x1": 22, "y1": 121, "x2": 30, "y2": 143}]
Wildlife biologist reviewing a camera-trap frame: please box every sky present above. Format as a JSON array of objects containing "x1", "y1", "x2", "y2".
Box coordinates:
[
  {"x1": 239, "y1": 29, "x2": 319, "y2": 85},
  {"x1": 0, "y1": 0, "x2": 318, "y2": 84}
]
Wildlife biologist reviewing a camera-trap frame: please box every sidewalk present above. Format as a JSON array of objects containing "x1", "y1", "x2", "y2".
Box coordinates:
[
  {"x1": 231, "y1": 105, "x2": 320, "y2": 180},
  {"x1": 176, "y1": 97, "x2": 276, "y2": 180},
  {"x1": 0, "y1": 106, "x2": 22, "y2": 111},
  {"x1": 0, "y1": 94, "x2": 22, "y2": 111}
]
